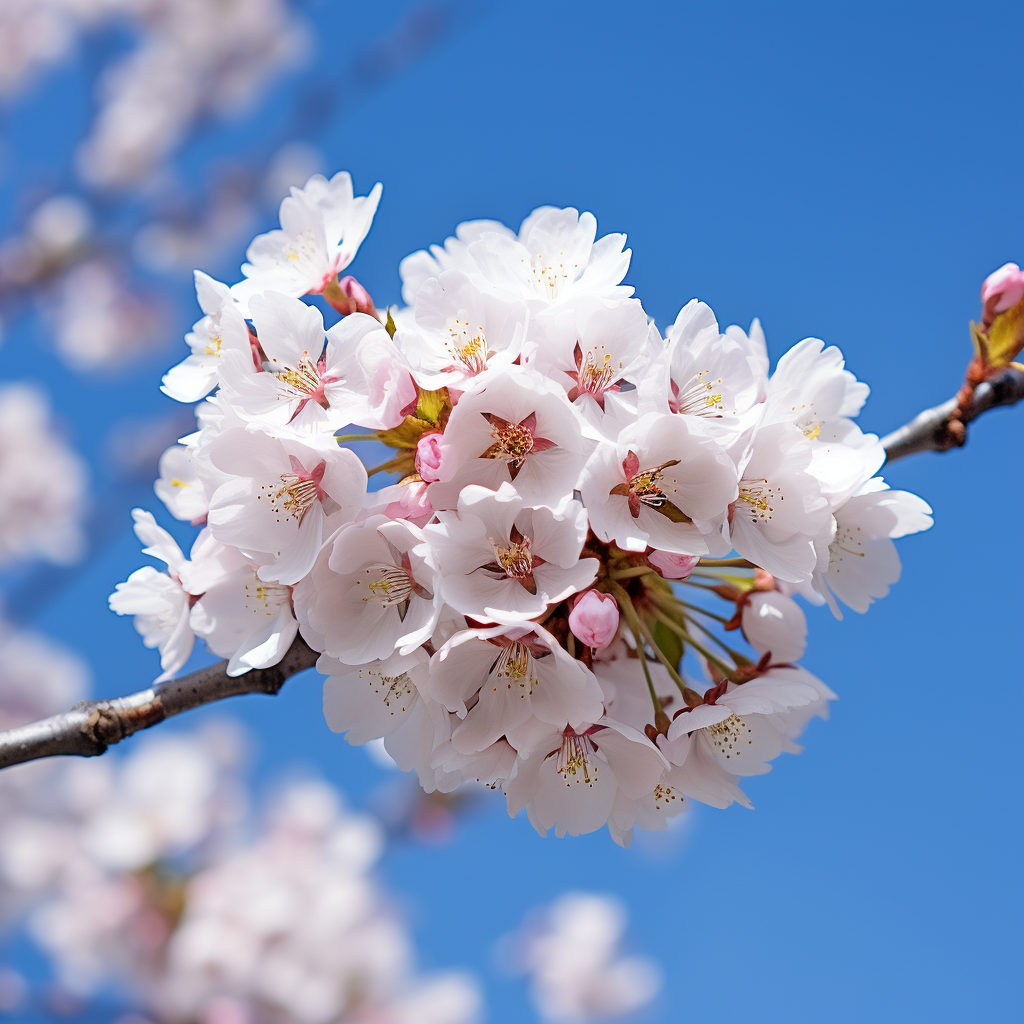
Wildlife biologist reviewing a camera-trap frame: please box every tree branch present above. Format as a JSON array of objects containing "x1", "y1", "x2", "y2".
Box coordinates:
[
  {"x1": 2, "y1": 366, "x2": 1024, "y2": 773},
  {"x1": 0, "y1": 636, "x2": 318, "y2": 770},
  {"x1": 882, "y1": 365, "x2": 1024, "y2": 462}
]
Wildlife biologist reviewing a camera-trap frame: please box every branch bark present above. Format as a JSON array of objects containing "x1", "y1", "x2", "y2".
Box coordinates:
[
  {"x1": 881, "y1": 365, "x2": 1024, "y2": 461},
  {"x1": 0, "y1": 636, "x2": 318, "y2": 770},
  {"x1": 2, "y1": 366, "x2": 1024, "y2": 773}
]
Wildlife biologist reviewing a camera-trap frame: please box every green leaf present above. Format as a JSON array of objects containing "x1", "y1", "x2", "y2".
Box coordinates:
[
  {"x1": 986, "y1": 299, "x2": 1024, "y2": 367},
  {"x1": 415, "y1": 387, "x2": 450, "y2": 425},
  {"x1": 376, "y1": 415, "x2": 433, "y2": 449},
  {"x1": 384, "y1": 308, "x2": 397, "y2": 339},
  {"x1": 653, "y1": 619, "x2": 683, "y2": 671}
]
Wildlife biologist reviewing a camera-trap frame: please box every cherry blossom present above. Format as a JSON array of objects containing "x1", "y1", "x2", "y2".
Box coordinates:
[
  {"x1": 429, "y1": 370, "x2": 590, "y2": 513},
  {"x1": 218, "y1": 295, "x2": 415, "y2": 436},
  {"x1": 204, "y1": 428, "x2": 366, "y2": 585},
  {"x1": 812, "y1": 478, "x2": 933, "y2": 615},
  {"x1": 109, "y1": 509, "x2": 194, "y2": 682},
  {"x1": 161, "y1": 271, "x2": 251, "y2": 404},
  {"x1": 580, "y1": 412, "x2": 738, "y2": 555},
  {"x1": 428, "y1": 624, "x2": 605, "y2": 755},
  {"x1": 506, "y1": 892, "x2": 662, "y2": 1022},
  {"x1": 424, "y1": 484, "x2": 598, "y2": 624},
  {"x1": 400, "y1": 269, "x2": 530, "y2": 389},
  {"x1": 294, "y1": 515, "x2": 441, "y2": 665},
  {"x1": 230, "y1": 171, "x2": 382, "y2": 312}
]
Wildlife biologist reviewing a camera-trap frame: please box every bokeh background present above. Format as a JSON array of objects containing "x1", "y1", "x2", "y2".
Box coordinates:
[{"x1": 2, "y1": 2, "x2": 1022, "y2": 1022}]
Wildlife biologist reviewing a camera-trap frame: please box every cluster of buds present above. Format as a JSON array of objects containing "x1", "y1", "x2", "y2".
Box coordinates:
[{"x1": 112, "y1": 170, "x2": 935, "y2": 844}]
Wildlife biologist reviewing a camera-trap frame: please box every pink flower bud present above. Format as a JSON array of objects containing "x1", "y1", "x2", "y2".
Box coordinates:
[
  {"x1": 324, "y1": 275, "x2": 377, "y2": 317},
  {"x1": 414, "y1": 432, "x2": 444, "y2": 483},
  {"x1": 646, "y1": 551, "x2": 699, "y2": 580},
  {"x1": 981, "y1": 262, "x2": 1024, "y2": 329},
  {"x1": 568, "y1": 590, "x2": 619, "y2": 649},
  {"x1": 338, "y1": 275, "x2": 376, "y2": 316},
  {"x1": 384, "y1": 480, "x2": 434, "y2": 525}
]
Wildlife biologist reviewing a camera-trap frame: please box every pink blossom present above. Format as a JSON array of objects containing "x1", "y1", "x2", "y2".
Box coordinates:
[
  {"x1": 569, "y1": 590, "x2": 620, "y2": 649},
  {"x1": 383, "y1": 480, "x2": 434, "y2": 525},
  {"x1": 646, "y1": 551, "x2": 699, "y2": 579},
  {"x1": 415, "y1": 433, "x2": 445, "y2": 483},
  {"x1": 981, "y1": 262, "x2": 1024, "y2": 328}
]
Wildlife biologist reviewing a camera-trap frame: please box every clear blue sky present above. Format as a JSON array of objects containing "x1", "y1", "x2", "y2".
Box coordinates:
[{"x1": 3, "y1": 2, "x2": 1022, "y2": 1022}]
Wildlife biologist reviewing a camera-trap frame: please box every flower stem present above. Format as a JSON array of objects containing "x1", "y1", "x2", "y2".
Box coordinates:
[
  {"x1": 634, "y1": 640, "x2": 662, "y2": 717},
  {"x1": 697, "y1": 557, "x2": 755, "y2": 568},
  {"x1": 651, "y1": 592, "x2": 730, "y2": 625},
  {"x1": 335, "y1": 433, "x2": 377, "y2": 442},
  {"x1": 648, "y1": 606, "x2": 737, "y2": 680},
  {"x1": 608, "y1": 565, "x2": 655, "y2": 580},
  {"x1": 607, "y1": 580, "x2": 688, "y2": 697}
]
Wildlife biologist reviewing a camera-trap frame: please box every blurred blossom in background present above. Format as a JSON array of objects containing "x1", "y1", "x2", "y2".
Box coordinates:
[{"x1": 0, "y1": 2, "x2": 1021, "y2": 1023}]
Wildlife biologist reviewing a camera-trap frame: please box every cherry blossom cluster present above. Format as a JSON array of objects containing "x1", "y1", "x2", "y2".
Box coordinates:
[
  {"x1": 0, "y1": 0, "x2": 308, "y2": 188},
  {"x1": 113, "y1": 170, "x2": 934, "y2": 844},
  {"x1": 502, "y1": 892, "x2": 662, "y2": 1022},
  {"x1": 0, "y1": 384, "x2": 87, "y2": 567},
  {"x1": 0, "y1": 713, "x2": 481, "y2": 1024}
]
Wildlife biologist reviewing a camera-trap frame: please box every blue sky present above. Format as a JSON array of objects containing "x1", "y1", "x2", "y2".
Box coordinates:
[{"x1": 3, "y1": 2, "x2": 1022, "y2": 1021}]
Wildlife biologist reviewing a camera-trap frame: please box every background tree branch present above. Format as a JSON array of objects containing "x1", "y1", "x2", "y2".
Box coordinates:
[{"x1": 3, "y1": 368, "x2": 1024, "y2": 773}]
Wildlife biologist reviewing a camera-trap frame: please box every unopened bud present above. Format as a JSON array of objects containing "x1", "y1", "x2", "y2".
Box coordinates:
[
  {"x1": 414, "y1": 432, "x2": 444, "y2": 483},
  {"x1": 981, "y1": 263, "x2": 1024, "y2": 330},
  {"x1": 646, "y1": 550, "x2": 699, "y2": 580},
  {"x1": 568, "y1": 590, "x2": 619, "y2": 649},
  {"x1": 323, "y1": 274, "x2": 377, "y2": 317}
]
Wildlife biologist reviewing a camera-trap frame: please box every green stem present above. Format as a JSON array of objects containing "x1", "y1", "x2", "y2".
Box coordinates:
[
  {"x1": 634, "y1": 640, "x2": 662, "y2": 716},
  {"x1": 609, "y1": 565, "x2": 656, "y2": 580},
  {"x1": 697, "y1": 557, "x2": 755, "y2": 568},
  {"x1": 657, "y1": 595, "x2": 731, "y2": 625},
  {"x1": 607, "y1": 580, "x2": 687, "y2": 697},
  {"x1": 648, "y1": 606, "x2": 736, "y2": 679},
  {"x1": 335, "y1": 433, "x2": 377, "y2": 442}
]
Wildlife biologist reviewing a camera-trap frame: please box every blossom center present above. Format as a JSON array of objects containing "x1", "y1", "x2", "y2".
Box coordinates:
[
  {"x1": 262, "y1": 474, "x2": 320, "y2": 524},
  {"x1": 530, "y1": 250, "x2": 578, "y2": 299},
  {"x1": 578, "y1": 346, "x2": 622, "y2": 396},
  {"x1": 274, "y1": 354, "x2": 324, "y2": 396},
  {"x1": 734, "y1": 478, "x2": 777, "y2": 523},
  {"x1": 672, "y1": 370, "x2": 726, "y2": 417},
  {"x1": 361, "y1": 668, "x2": 417, "y2": 713},
  {"x1": 283, "y1": 228, "x2": 326, "y2": 277},
  {"x1": 490, "y1": 536, "x2": 534, "y2": 580},
  {"x1": 361, "y1": 563, "x2": 415, "y2": 608},
  {"x1": 243, "y1": 572, "x2": 290, "y2": 615},
  {"x1": 493, "y1": 641, "x2": 537, "y2": 694},
  {"x1": 556, "y1": 731, "x2": 596, "y2": 786},
  {"x1": 829, "y1": 523, "x2": 866, "y2": 566},
  {"x1": 611, "y1": 457, "x2": 684, "y2": 520},
  {"x1": 204, "y1": 333, "x2": 223, "y2": 357},
  {"x1": 483, "y1": 422, "x2": 535, "y2": 466},
  {"x1": 445, "y1": 317, "x2": 489, "y2": 375},
  {"x1": 652, "y1": 783, "x2": 682, "y2": 810},
  {"x1": 706, "y1": 713, "x2": 753, "y2": 759}
]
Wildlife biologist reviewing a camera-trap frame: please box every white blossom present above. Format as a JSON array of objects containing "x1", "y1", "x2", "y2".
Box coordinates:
[
  {"x1": 506, "y1": 892, "x2": 662, "y2": 1022},
  {"x1": 230, "y1": 172, "x2": 382, "y2": 313}
]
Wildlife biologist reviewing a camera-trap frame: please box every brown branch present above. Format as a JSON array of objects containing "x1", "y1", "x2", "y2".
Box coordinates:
[
  {"x1": 882, "y1": 365, "x2": 1024, "y2": 462},
  {"x1": 0, "y1": 636, "x2": 318, "y2": 771}
]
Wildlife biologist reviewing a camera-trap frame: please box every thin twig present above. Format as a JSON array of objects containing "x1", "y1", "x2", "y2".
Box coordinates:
[
  {"x1": 881, "y1": 365, "x2": 1024, "y2": 462},
  {"x1": 0, "y1": 637, "x2": 318, "y2": 771}
]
